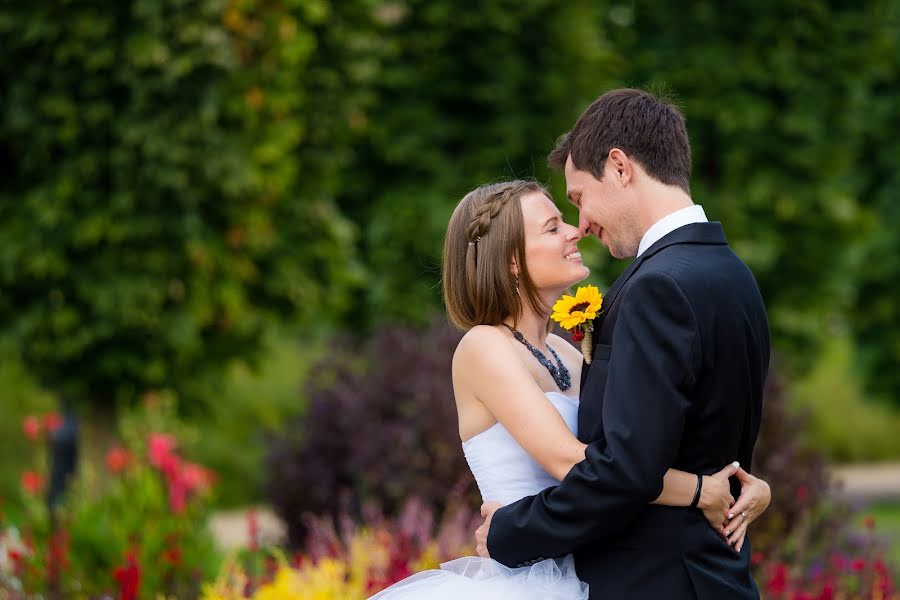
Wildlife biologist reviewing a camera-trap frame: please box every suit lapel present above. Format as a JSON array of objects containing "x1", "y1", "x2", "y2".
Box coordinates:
[
  {"x1": 582, "y1": 222, "x2": 729, "y2": 374},
  {"x1": 594, "y1": 256, "x2": 644, "y2": 332},
  {"x1": 597, "y1": 222, "x2": 729, "y2": 325}
]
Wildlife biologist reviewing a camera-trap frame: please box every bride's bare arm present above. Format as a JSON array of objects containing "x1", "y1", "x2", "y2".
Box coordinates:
[{"x1": 454, "y1": 326, "x2": 588, "y2": 481}]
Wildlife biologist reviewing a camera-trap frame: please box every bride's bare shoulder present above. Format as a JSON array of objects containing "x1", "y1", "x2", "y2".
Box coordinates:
[{"x1": 452, "y1": 325, "x2": 515, "y2": 372}]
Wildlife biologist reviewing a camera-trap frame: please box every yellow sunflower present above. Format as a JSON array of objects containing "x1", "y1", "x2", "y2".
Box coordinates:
[{"x1": 551, "y1": 285, "x2": 603, "y2": 331}]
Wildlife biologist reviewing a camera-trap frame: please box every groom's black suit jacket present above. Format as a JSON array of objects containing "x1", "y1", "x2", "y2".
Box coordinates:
[{"x1": 488, "y1": 223, "x2": 770, "y2": 599}]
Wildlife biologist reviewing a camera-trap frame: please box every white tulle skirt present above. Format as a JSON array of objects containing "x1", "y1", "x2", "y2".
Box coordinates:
[{"x1": 368, "y1": 554, "x2": 589, "y2": 600}]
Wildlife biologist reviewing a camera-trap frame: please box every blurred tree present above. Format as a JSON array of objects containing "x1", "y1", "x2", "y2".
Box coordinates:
[
  {"x1": 843, "y1": 3, "x2": 900, "y2": 404},
  {"x1": 0, "y1": 0, "x2": 362, "y2": 414},
  {"x1": 598, "y1": 0, "x2": 899, "y2": 385},
  {"x1": 330, "y1": 0, "x2": 618, "y2": 326},
  {"x1": 332, "y1": 0, "x2": 900, "y2": 396}
]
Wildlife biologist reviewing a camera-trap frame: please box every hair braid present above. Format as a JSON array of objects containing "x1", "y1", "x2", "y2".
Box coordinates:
[{"x1": 466, "y1": 186, "x2": 518, "y2": 243}]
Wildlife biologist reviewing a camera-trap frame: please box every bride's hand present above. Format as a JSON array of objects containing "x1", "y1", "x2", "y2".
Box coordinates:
[
  {"x1": 724, "y1": 468, "x2": 771, "y2": 552},
  {"x1": 697, "y1": 462, "x2": 739, "y2": 535}
]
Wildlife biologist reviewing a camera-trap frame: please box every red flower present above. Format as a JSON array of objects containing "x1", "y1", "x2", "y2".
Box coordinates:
[
  {"x1": 7, "y1": 549, "x2": 23, "y2": 576},
  {"x1": 850, "y1": 558, "x2": 865, "y2": 572},
  {"x1": 247, "y1": 510, "x2": 259, "y2": 551},
  {"x1": 43, "y1": 412, "x2": 63, "y2": 434},
  {"x1": 106, "y1": 446, "x2": 132, "y2": 474},
  {"x1": 571, "y1": 329, "x2": 585, "y2": 342},
  {"x1": 862, "y1": 514, "x2": 876, "y2": 530},
  {"x1": 113, "y1": 553, "x2": 141, "y2": 600},
  {"x1": 795, "y1": 484, "x2": 808, "y2": 502},
  {"x1": 48, "y1": 527, "x2": 71, "y2": 582},
  {"x1": 765, "y1": 563, "x2": 788, "y2": 595},
  {"x1": 22, "y1": 415, "x2": 41, "y2": 441},
  {"x1": 20, "y1": 470, "x2": 44, "y2": 496},
  {"x1": 751, "y1": 551, "x2": 764, "y2": 566},
  {"x1": 162, "y1": 545, "x2": 182, "y2": 567}
]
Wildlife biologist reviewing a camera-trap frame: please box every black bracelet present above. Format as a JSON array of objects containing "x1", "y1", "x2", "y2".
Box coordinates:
[{"x1": 690, "y1": 474, "x2": 703, "y2": 508}]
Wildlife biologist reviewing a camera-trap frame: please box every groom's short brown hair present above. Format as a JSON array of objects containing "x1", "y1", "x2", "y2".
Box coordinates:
[{"x1": 549, "y1": 88, "x2": 692, "y2": 194}]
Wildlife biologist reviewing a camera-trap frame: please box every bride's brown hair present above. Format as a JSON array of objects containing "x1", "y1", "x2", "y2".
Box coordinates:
[{"x1": 442, "y1": 180, "x2": 552, "y2": 331}]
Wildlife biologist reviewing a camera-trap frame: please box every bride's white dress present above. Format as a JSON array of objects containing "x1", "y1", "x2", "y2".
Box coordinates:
[{"x1": 369, "y1": 392, "x2": 589, "y2": 599}]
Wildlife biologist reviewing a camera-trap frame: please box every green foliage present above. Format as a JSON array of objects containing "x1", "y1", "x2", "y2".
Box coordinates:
[
  {"x1": 0, "y1": 347, "x2": 56, "y2": 512},
  {"x1": 0, "y1": 0, "x2": 360, "y2": 409},
  {"x1": 330, "y1": 0, "x2": 616, "y2": 325},
  {"x1": 190, "y1": 332, "x2": 322, "y2": 507},
  {"x1": 564, "y1": 1, "x2": 898, "y2": 376},
  {"x1": 329, "y1": 0, "x2": 900, "y2": 398},
  {"x1": 792, "y1": 336, "x2": 900, "y2": 462}
]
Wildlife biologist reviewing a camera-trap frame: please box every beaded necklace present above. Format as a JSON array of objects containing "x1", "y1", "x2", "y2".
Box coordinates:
[{"x1": 502, "y1": 324, "x2": 571, "y2": 392}]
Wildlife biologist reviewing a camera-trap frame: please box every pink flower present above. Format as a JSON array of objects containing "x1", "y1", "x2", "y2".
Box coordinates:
[
  {"x1": 180, "y1": 462, "x2": 215, "y2": 494},
  {"x1": 850, "y1": 558, "x2": 865, "y2": 572},
  {"x1": 168, "y1": 479, "x2": 187, "y2": 513},
  {"x1": 148, "y1": 433, "x2": 178, "y2": 468},
  {"x1": 22, "y1": 416, "x2": 41, "y2": 441}
]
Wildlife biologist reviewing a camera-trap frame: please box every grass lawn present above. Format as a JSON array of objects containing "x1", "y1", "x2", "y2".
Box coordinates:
[{"x1": 866, "y1": 502, "x2": 900, "y2": 566}]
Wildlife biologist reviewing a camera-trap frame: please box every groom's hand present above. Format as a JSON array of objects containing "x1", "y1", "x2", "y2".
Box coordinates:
[{"x1": 475, "y1": 501, "x2": 503, "y2": 558}]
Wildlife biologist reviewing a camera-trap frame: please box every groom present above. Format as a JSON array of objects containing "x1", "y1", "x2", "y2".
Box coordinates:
[{"x1": 475, "y1": 89, "x2": 770, "y2": 598}]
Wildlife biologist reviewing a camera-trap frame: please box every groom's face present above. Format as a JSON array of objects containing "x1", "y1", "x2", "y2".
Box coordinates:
[{"x1": 564, "y1": 155, "x2": 640, "y2": 259}]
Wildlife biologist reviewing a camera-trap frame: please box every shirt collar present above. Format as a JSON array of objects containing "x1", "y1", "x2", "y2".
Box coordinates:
[{"x1": 637, "y1": 205, "x2": 708, "y2": 257}]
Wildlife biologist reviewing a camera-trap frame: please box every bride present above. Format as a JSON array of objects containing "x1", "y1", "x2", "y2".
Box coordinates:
[{"x1": 370, "y1": 180, "x2": 771, "y2": 599}]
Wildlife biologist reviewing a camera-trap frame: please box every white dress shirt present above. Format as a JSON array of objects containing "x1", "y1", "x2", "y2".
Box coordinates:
[{"x1": 637, "y1": 205, "x2": 709, "y2": 258}]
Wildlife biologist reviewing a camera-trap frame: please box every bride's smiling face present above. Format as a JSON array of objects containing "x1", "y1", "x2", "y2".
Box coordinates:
[{"x1": 518, "y1": 191, "x2": 589, "y2": 293}]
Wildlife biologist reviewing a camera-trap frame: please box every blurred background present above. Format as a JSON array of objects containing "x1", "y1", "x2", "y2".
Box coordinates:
[{"x1": 1, "y1": 1, "x2": 898, "y2": 598}]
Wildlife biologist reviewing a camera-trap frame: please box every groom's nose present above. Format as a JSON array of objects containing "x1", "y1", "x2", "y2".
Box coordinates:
[{"x1": 578, "y1": 213, "x2": 592, "y2": 236}]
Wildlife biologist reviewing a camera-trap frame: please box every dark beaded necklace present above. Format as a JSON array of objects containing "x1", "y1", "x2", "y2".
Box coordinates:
[{"x1": 503, "y1": 324, "x2": 571, "y2": 392}]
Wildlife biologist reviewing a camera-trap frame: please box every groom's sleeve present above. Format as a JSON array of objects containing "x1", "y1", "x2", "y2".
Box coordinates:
[{"x1": 487, "y1": 272, "x2": 701, "y2": 566}]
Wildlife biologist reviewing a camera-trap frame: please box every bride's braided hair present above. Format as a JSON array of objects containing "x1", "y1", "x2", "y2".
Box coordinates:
[{"x1": 443, "y1": 180, "x2": 552, "y2": 331}]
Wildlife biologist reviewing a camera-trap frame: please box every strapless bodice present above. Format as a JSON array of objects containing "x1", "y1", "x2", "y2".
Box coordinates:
[{"x1": 462, "y1": 392, "x2": 579, "y2": 505}]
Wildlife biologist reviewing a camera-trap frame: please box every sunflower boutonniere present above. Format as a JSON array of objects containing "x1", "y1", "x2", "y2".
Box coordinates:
[{"x1": 551, "y1": 285, "x2": 603, "y2": 364}]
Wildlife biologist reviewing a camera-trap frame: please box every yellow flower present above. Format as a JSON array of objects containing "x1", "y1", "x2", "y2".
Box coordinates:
[{"x1": 551, "y1": 285, "x2": 603, "y2": 330}]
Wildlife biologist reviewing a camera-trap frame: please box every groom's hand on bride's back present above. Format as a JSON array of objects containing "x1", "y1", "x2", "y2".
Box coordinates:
[{"x1": 475, "y1": 501, "x2": 503, "y2": 558}]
